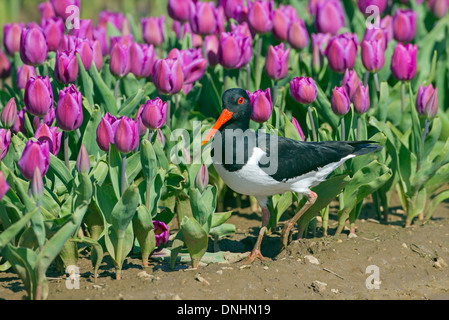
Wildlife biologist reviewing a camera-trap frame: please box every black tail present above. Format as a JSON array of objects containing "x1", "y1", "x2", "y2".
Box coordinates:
[{"x1": 347, "y1": 141, "x2": 383, "y2": 156}]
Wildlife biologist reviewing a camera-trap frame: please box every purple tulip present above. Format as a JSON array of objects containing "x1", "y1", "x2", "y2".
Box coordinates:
[
  {"x1": 98, "y1": 11, "x2": 126, "y2": 31},
  {"x1": 12, "y1": 109, "x2": 27, "y2": 135},
  {"x1": 218, "y1": 31, "x2": 252, "y2": 69},
  {"x1": 291, "y1": 117, "x2": 305, "y2": 141},
  {"x1": 363, "y1": 26, "x2": 388, "y2": 51},
  {"x1": 312, "y1": 32, "x2": 331, "y2": 71},
  {"x1": 168, "y1": 0, "x2": 193, "y2": 22},
  {"x1": 393, "y1": 9, "x2": 416, "y2": 43},
  {"x1": 325, "y1": 33, "x2": 358, "y2": 73},
  {"x1": 129, "y1": 43, "x2": 156, "y2": 79},
  {"x1": 167, "y1": 48, "x2": 207, "y2": 85},
  {"x1": 391, "y1": 43, "x2": 417, "y2": 81},
  {"x1": 34, "y1": 123, "x2": 62, "y2": 155},
  {"x1": 247, "y1": 0, "x2": 274, "y2": 34},
  {"x1": 3, "y1": 23, "x2": 24, "y2": 56},
  {"x1": 190, "y1": 1, "x2": 219, "y2": 36},
  {"x1": 0, "y1": 172, "x2": 9, "y2": 201},
  {"x1": 55, "y1": 84, "x2": 83, "y2": 132},
  {"x1": 264, "y1": 43, "x2": 290, "y2": 80},
  {"x1": 0, "y1": 129, "x2": 11, "y2": 161},
  {"x1": 1, "y1": 98, "x2": 17, "y2": 129},
  {"x1": 222, "y1": 0, "x2": 247, "y2": 22},
  {"x1": 18, "y1": 139, "x2": 50, "y2": 180},
  {"x1": 315, "y1": 0, "x2": 345, "y2": 35},
  {"x1": 96, "y1": 113, "x2": 118, "y2": 152},
  {"x1": 357, "y1": 0, "x2": 387, "y2": 16},
  {"x1": 16, "y1": 65, "x2": 37, "y2": 90},
  {"x1": 361, "y1": 39, "x2": 385, "y2": 73},
  {"x1": 428, "y1": 0, "x2": 449, "y2": 18},
  {"x1": 152, "y1": 58, "x2": 184, "y2": 95},
  {"x1": 76, "y1": 144, "x2": 90, "y2": 174},
  {"x1": 30, "y1": 167, "x2": 44, "y2": 200},
  {"x1": 272, "y1": 4, "x2": 299, "y2": 42},
  {"x1": 68, "y1": 19, "x2": 93, "y2": 40},
  {"x1": 134, "y1": 105, "x2": 147, "y2": 137},
  {"x1": 341, "y1": 69, "x2": 361, "y2": 100},
  {"x1": 173, "y1": 21, "x2": 203, "y2": 48},
  {"x1": 20, "y1": 25, "x2": 49, "y2": 66},
  {"x1": 140, "y1": 98, "x2": 167, "y2": 130},
  {"x1": 93, "y1": 26, "x2": 109, "y2": 56},
  {"x1": 353, "y1": 84, "x2": 370, "y2": 114},
  {"x1": 380, "y1": 15, "x2": 393, "y2": 42},
  {"x1": 195, "y1": 164, "x2": 209, "y2": 191},
  {"x1": 39, "y1": 2, "x2": 56, "y2": 20},
  {"x1": 110, "y1": 42, "x2": 131, "y2": 78},
  {"x1": 33, "y1": 108, "x2": 56, "y2": 130},
  {"x1": 110, "y1": 35, "x2": 134, "y2": 49},
  {"x1": 41, "y1": 17, "x2": 64, "y2": 51},
  {"x1": 416, "y1": 84, "x2": 439, "y2": 118},
  {"x1": 0, "y1": 50, "x2": 11, "y2": 79},
  {"x1": 74, "y1": 37, "x2": 93, "y2": 70},
  {"x1": 24, "y1": 76, "x2": 54, "y2": 117},
  {"x1": 230, "y1": 22, "x2": 253, "y2": 40},
  {"x1": 331, "y1": 86, "x2": 350, "y2": 116},
  {"x1": 290, "y1": 77, "x2": 317, "y2": 105},
  {"x1": 288, "y1": 19, "x2": 309, "y2": 51},
  {"x1": 50, "y1": 0, "x2": 80, "y2": 21},
  {"x1": 91, "y1": 40, "x2": 104, "y2": 71},
  {"x1": 114, "y1": 117, "x2": 139, "y2": 154},
  {"x1": 204, "y1": 35, "x2": 219, "y2": 66},
  {"x1": 153, "y1": 220, "x2": 169, "y2": 247},
  {"x1": 247, "y1": 88, "x2": 273, "y2": 123},
  {"x1": 142, "y1": 16, "x2": 165, "y2": 47},
  {"x1": 55, "y1": 49, "x2": 79, "y2": 84}
]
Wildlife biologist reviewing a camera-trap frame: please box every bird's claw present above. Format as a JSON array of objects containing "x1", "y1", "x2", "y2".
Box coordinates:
[{"x1": 241, "y1": 249, "x2": 266, "y2": 264}]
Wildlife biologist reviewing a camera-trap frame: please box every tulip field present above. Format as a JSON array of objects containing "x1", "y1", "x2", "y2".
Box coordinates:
[{"x1": 0, "y1": 0, "x2": 449, "y2": 301}]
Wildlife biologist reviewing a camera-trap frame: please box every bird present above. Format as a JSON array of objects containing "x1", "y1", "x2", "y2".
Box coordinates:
[{"x1": 202, "y1": 88, "x2": 382, "y2": 263}]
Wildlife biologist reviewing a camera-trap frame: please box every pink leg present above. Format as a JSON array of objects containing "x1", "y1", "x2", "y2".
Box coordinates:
[{"x1": 243, "y1": 206, "x2": 270, "y2": 263}]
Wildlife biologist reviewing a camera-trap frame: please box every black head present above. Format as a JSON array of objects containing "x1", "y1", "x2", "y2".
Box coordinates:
[{"x1": 221, "y1": 88, "x2": 252, "y2": 124}]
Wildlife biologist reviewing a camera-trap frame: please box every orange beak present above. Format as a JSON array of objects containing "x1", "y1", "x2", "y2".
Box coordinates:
[{"x1": 202, "y1": 109, "x2": 234, "y2": 146}]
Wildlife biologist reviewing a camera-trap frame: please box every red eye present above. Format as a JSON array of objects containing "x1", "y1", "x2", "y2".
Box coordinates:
[{"x1": 238, "y1": 97, "x2": 244, "y2": 104}]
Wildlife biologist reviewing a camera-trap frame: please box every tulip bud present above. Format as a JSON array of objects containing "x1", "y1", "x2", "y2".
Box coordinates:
[
  {"x1": 218, "y1": 31, "x2": 252, "y2": 69},
  {"x1": 156, "y1": 129, "x2": 166, "y2": 147},
  {"x1": 341, "y1": 69, "x2": 360, "y2": 100},
  {"x1": 361, "y1": 39, "x2": 385, "y2": 73},
  {"x1": 96, "y1": 113, "x2": 118, "y2": 152},
  {"x1": 41, "y1": 17, "x2": 64, "y2": 51},
  {"x1": 98, "y1": 10, "x2": 126, "y2": 31},
  {"x1": 315, "y1": 0, "x2": 345, "y2": 35},
  {"x1": 393, "y1": 9, "x2": 416, "y2": 43},
  {"x1": 76, "y1": 144, "x2": 91, "y2": 174},
  {"x1": 363, "y1": 26, "x2": 388, "y2": 51},
  {"x1": 75, "y1": 38, "x2": 93, "y2": 71},
  {"x1": 130, "y1": 43, "x2": 156, "y2": 79},
  {"x1": 0, "y1": 129, "x2": 11, "y2": 161},
  {"x1": 0, "y1": 50, "x2": 11, "y2": 79},
  {"x1": 272, "y1": 5, "x2": 299, "y2": 42},
  {"x1": 223, "y1": 0, "x2": 247, "y2": 22},
  {"x1": 18, "y1": 139, "x2": 50, "y2": 180},
  {"x1": 114, "y1": 117, "x2": 139, "y2": 154},
  {"x1": 357, "y1": 0, "x2": 387, "y2": 16},
  {"x1": 168, "y1": 0, "x2": 192, "y2": 22},
  {"x1": 93, "y1": 26, "x2": 109, "y2": 56},
  {"x1": 153, "y1": 220, "x2": 169, "y2": 247},
  {"x1": 0, "y1": 171, "x2": 9, "y2": 201},
  {"x1": 39, "y1": 2, "x2": 56, "y2": 20},
  {"x1": 311, "y1": 32, "x2": 331, "y2": 72},
  {"x1": 3, "y1": 23, "x2": 24, "y2": 56},
  {"x1": 68, "y1": 19, "x2": 93, "y2": 40},
  {"x1": 33, "y1": 108, "x2": 55, "y2": 130},
  {"x1": 195, "y1": 164, "x2": 209, "y2": 191},
  {"x1": 190, "y1": 1, "x2": 219, "y2": 36},
  {"x1": 291, "y1": 117, "x2": 305, "y2": 141},
  {"x1": 30, "y1": 167, "x2": 44, "y2": 200},
  {"x1": 20, "y1": 25, "x2": 49, "y2": 66},
  {"x1": 168, "y1": 48, "x2": 207, "y2": 84},
  {"x1": 142, "y1": 16, "x2": 165, "y2": 47},
  {"x1": 325, "y1": 33, "x2": 358, "y2": 73},
  {"x1": 1, "y1": 98, "x2": 17, "y2": 129},
  {"x1": 16, "y1": 64, "x2": 37, "y2": 90},
  {"x1": 204, "y1": 35, "x2": 219, "y2": 66},
  {"x1": 247, "y1": 88, "x2": 273, "y2": 123},
  {"x1": 135, "y1": 105, "x2": 147, "y2": 137},
  {"x1": 265, "y1": 43, "x2": 290, "y2": 80},
  {"x1": 110, "y1": 42, "x2": 131, "y2": 78},
  {"x1": 24, "y1": 76, "x2": 54, "y2": 117},
  {"x1": 55, "y1": 49, "x2": 79, "y2": 84},
  {"x1": 353, "y1": 84, "x2": 370, "y2": 114},
  {"x1": 34, "y1": 123, "x2": 62, "y2": 155},
  {"x1": 247, "y1": 0, "x2": 274, "y2": 34},
  {"x1": 55, "y1": 84, "x2": 83, "y2": 131},
  {"x1": 391, "y1": 43, "x2": 417, "y2": 81},
  {"x1": 141, "y1": 98, "x2": 167, "y2": 130},
  {"x1": 12, "y1": 109, "x2": 27, "y2": 135},
  {"x1": 50, "y1": 0, "x2": 80, "y2": 21},
  {"x1": 91, "y1": 40, "x2": 104, "y2": 70},
  {"x1": 288, "y1": 19, "x2": 309, "y2": 51},
  {"x1": 290, "y1": 77, "x2": 317, "y2": 105},
  {"x1": 416, "y1": 84, "x2": 439, "y2": 119},
  {"x1": 428, "y1": 0, "x2": 449, "y2": 18},
  {"x1": 152, "y1": 58, "x2": 184, "y2": 95},
  {"x1": 331, "y1": 86, "x2": 350, "y2": 116},
  {"x1": 380, "y1": 15, "x2": 393, "y2": 43}
]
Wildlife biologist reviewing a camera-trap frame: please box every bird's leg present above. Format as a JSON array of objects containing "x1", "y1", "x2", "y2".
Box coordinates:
[
  {"x1": 280, "y1": 191, "x2": 317, "y2": 251},
  {"x1": 243, "y1": 206, "x2": 270, "y2": 263}
]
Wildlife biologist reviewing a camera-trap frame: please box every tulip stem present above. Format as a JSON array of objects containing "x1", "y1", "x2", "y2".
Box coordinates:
[
  {"x1": 422, "y1": 119, "x2": 430, "y2": 145},
  {"x1": 201, "y1": 37, "x2": 208, "y2": 67},
  {"x1": 146, "y1": 181, "x2": 151, "y2": 210},
  {"x1": 273, "y1": 81, "x2": 278, "y2": 108},
  {"x1": 121, "y1": 154, "x2": 127, "y2": 197},
  {"x1": 401, "y1": 81, "x2": 405, "y2": 112},
  {"x1": 166, "y1": 99, "x2": 171, "y2": 128},
  {"x1": 114, "y1": 79, "x2": 120, "y2": 101},
  {"x1": 363, "y1": 72, "x2": 369, "y2": 87},
  {"x1": 298, "y1": 51, "x2": 302, "y2": 76},
  {"x1": 223, "y1": 69, "x2": 229, "y2": 92},
  {"x1": 356, "y1": 116, "x2": 361, "y2": 141},
  {"x1": 246, "y1": 64, "x2": 251, "y2": 90},
  {"x1": 373, "y1": 73, "x2": 380, "y2": 93},
  {"x1": 64, "y1": 131, "x2": 70, "y2": 170},
  {"x1": 255, "y1": 35, "x2": 263, "y2": 88},
  {"x1": 340, "y1": 117, "x2": 345, "y2": 141},
  {"x1": 308, "y1": 106, "x2": 317, "y2": 142}
]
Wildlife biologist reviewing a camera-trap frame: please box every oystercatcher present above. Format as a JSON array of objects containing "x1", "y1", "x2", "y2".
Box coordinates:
[{"x1": 202, "y1": 88, "x2": 382, "y2": 262}]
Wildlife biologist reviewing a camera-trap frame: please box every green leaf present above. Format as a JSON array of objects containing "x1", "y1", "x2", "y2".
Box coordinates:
[
  {"x1": 0, "y1": 208, "x2": 37, "y2": 251},
  {"x1": 180, "y1": 216, "x2": 208, "y2": 268},
  {"x1": 110, "y1": 184, "x2": 140, "y2": 232},
  {"x1": 283, "y1": 114, "x2": 303, "y2": 141},
  {"x1": 71, "y1": 237, "x2": 104, "y2": 283},
  {"x1": 76, "y1": 53, "x2": 94, "y2": 107},
  {"x1": 189, "y1": 186, "x2": 217, "y2": 233},
  {"x1": 141, "y1": 139, "x2": 157, "y2": 185},
  {"x1": 88, "y1": 63, "x2": 117, "y2": 115},
  {"x1": 75, "y1": 172, "x2": 93, "y2": 208},
  {"x1": 82, "y1": 105, "x2": 104, "y2": 156},
  {"x1": 211, "y1": 211, "x2": 233, "y2": 228},
  {"x1": 49, "y1": 153, "x2": 74, "y2": 189},
  {"x1": 132, "y1": 205, "x2": 156, "y2": 267},
  {"x1": 210, "y1": 223, "x2": 235, "y2": 238}
]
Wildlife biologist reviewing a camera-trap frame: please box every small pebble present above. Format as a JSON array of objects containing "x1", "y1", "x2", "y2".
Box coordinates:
[
  {"x1": 311, "y1": 280, "x2": 327, "y2": 293},
  {"x1": 304, "y1": 255, "x2": 320, "y2": 265}
]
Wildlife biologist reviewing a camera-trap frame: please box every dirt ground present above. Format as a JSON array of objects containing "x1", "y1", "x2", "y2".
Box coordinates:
[{"x1": 1, "y1": 194, "x2": 449, "y2": 300}]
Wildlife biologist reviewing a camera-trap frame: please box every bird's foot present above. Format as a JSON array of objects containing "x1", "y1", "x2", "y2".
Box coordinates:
[{"x1": 241, "y1": 249, "x2": 266, "y2": 264}]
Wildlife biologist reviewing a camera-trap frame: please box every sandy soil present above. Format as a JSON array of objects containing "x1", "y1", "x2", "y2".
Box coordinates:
[{"x1": 1, "y1": 194, "x2": 449, "y2": 300}]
